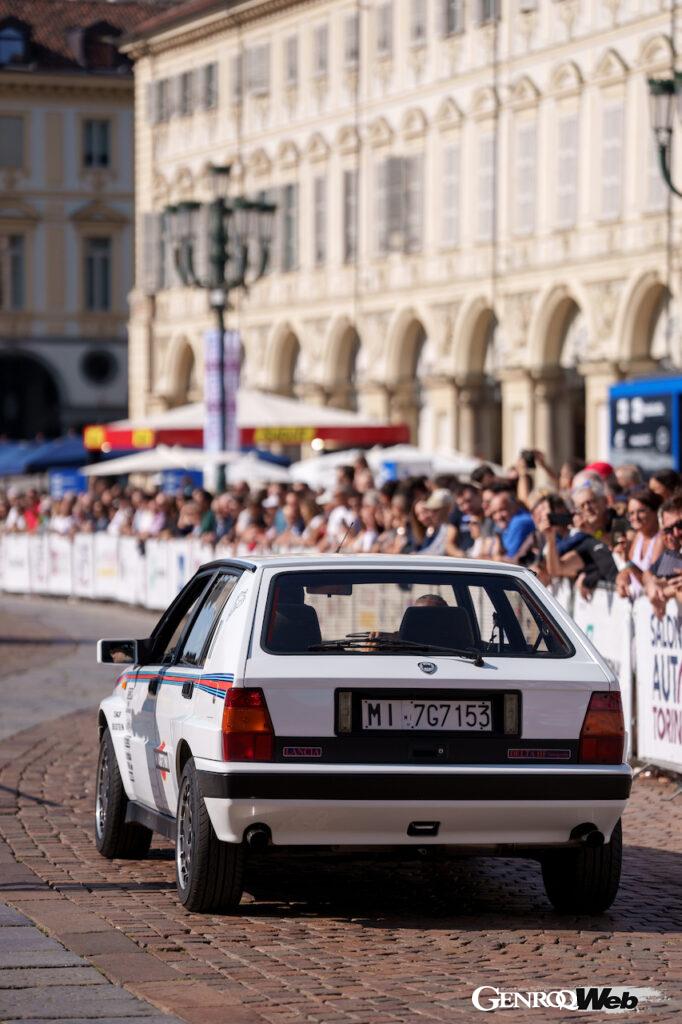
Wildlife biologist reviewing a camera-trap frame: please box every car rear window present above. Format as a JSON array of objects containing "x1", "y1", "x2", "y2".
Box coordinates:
[{"x1": 261, "y1": 570, "x2": 574, "y2": 658}]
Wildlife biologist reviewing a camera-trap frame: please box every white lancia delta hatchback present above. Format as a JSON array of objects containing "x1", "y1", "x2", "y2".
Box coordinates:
[{"x1": 95, "y1": 556, "x2": 631, "y2": 914}]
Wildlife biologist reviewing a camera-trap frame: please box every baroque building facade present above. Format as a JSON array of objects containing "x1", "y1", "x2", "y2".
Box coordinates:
[
  {"x1": 126, "y1": 0, "x2": 679, "y2": 466},
  {"x1": 0, "y1": 0, "x2": 159, "y2": 439}
]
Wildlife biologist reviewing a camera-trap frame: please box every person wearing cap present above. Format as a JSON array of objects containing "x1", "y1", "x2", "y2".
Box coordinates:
[{"x1": 414, "y1": 488, "x2": 452, "y2": 556}]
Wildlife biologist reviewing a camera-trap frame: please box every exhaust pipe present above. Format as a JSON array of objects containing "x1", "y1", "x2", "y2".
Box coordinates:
[
  {"x1": 244, "y1": 824, "x2": 271, "y2": 850},
  {"x1": 570, "y1": 823, "x2": 605, "y2": 848}
]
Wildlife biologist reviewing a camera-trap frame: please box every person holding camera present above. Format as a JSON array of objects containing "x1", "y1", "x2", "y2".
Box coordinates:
[
  {"x1": 515, "y1": 449, "x2": 559, "y2": 506},
  {"x1": 538, "y1": 479, "x2": 618, "y2": 599}
]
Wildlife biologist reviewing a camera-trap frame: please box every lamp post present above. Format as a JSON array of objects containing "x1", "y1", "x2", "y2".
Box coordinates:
[
  {"x1": 165, "y1": 166, "x2": 276, "y2": 488},
  {"x1": 648, "y1": 74, "x2": 682, "y2": 198}
]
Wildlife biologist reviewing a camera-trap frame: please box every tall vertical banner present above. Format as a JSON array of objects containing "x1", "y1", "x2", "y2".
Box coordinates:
[
  {"x1": 204, "y1": 328, "x2": 241, "y2": 453},
  {"x1": 634, "y1": 597, "x2": 682, "y2": 773}
]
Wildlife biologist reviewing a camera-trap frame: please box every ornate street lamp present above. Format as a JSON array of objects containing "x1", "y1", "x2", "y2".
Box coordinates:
[
  {"x1": 648, "y1": 74, "x2": 682, "y2": 198},
  {"x1": 164, "y1": 166, "x2": 276, "y2": 486}
]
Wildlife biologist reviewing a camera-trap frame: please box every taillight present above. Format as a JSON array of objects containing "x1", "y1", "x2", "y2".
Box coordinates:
[
  {"x1": 221, "y1": 689, "x2": 274, "y2": 762},
  {"x1": 578, "y1": 692, "x2": 624, "y2": 764}
]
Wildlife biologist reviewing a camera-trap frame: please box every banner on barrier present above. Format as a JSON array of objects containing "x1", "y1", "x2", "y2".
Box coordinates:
[
  {"x1": 48, "y1": 534, "x2": 73, "y2": 596},
  {"x1": 573, "y1": 586, "x2": 633, "y2": 758},
  {"x1": 146, "y1": 539, "x2": 171, "y2": 610},
  {"x1": 2, "y1": 535, "x2": 30, "y2": 593},
  {"x1": 94, "y1": 535, "x2": 119, "y2": 600},
  {"x1": 634, "y1": 597, "x2": 682, "y2": 774},
  {"x1": 118, "y1": 536, "x2": 146, "y2": 607},
  {"x1": 28, "y1": 535, "x2": 49, "y2": 594},
  {"x1": 73, "y1": 534, "x2": 95, "y2": 599}
]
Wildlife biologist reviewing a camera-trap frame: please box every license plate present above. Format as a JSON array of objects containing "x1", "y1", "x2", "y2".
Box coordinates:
[{"x1": 360, "y1": 699, "x2": 492, "y2": 731}]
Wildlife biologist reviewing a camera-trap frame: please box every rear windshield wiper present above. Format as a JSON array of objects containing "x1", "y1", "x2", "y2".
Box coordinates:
[{"x1": 308, "y1": 636, "x2": 484, "y2": 667}]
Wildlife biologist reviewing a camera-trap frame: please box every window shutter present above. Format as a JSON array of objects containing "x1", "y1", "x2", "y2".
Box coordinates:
[
  {"x1": 343, "y1": 169, "x2": 358, "y2": 263},
  {"x1": 314, "y1": 175, "x2": 326, "y2": 266},
  {"x1": 201, "y1": 63, "x2": 217, "y2": 109},
  {"x1": 230, "y1": 53, "x2": 243, "y2": 102},
  {"x1": 515, "y1": 121, "x2": 536, "y2": 235},
  {"x1": 442, "y1": 142, "x2": 460, "y2": 247},
  {"x1": 478, "y1": 0, "x2": 500, "y2": 23},
  {"x1": 601, "y1": 102, "x2": 624, "y2": 220},
  {"x1": 192, "y1": 205, "x2": 210, "y2": 283},
  {"x1": 410, "y1": 0, "x2": 427, "y2": 44},
  {"x1": 647, "y1": 134, "x2": 667, "y2": 213},
  {"x1": 344, "y1": 13, "x2": 359, "y2": 66},
  {"x1": 404, "y1": 155, "x2": 424, "y2": 252},
  {"x1": 478, "y1": 133, "x2": 494, "y2": 241},
  {"x1": 557, "y1": 113, "x2": 578, "y2": 228},
  {"x1": 141, "y1": 213, "x2": 160, "y2": 295},
  {"x1": 385, "y1": 156, "x2": 404, "y2": 250},
  {"x1": 376, "y1": 160, "x2": 388, "y2": 254},
  {"x1": 285, "y1": 36, "x2": 298, "y2": 87},
  {"x1": 291, "y1": 183, "x2": 299, "y2": 270},
  {"x1": 314, "y1": 25, "x2": 328, "y2": 78},
  {"x1": 377, "y1": 2, "x2": 393, "y2": 58}
]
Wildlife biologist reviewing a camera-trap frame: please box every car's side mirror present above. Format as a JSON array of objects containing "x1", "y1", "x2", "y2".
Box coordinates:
[{"x1": 97, "y1": 638, "x2": 150, "y2": 665}]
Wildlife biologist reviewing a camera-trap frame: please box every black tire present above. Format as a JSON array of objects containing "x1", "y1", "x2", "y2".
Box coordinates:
[
  {"x1": 541, "y1": 819, "x2": 622, "y2": 914},
  {"x1": 175, "y1": 758, "x2": 244, "y2": 913},
  {"x1": 94, "y1": 729, "x2": 153, "y2": 859}
]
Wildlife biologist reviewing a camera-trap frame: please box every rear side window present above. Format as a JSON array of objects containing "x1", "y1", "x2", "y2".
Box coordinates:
[{"x1": 176, "y1": 574, "x2": 238, "y2": 667}]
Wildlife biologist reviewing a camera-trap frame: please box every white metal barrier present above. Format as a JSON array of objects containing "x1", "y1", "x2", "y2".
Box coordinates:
[{"x1": 0, "y1": 532, "x2": 680, "y2": 774}]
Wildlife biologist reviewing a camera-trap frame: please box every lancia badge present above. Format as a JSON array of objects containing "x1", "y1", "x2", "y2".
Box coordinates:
[{"x1": 418, "y1": 661, "x2": 437, "y2": 675}]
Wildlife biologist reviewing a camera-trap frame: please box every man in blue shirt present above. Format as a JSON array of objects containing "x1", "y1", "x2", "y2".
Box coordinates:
[{"x1": 489, "y1": 491, "x2": 535, "y2": 562}]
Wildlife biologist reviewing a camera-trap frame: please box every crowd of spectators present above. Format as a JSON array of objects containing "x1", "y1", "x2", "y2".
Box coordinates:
[{"x1": 1, "y1": 451, "x2": 682, "y2": 614}]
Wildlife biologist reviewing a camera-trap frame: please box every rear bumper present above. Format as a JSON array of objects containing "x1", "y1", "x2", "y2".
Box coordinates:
[{"x1": 196, "y1": 763, "x2": 631, "y2": 847}]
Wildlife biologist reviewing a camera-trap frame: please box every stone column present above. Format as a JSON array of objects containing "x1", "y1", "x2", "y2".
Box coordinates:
[
  {"x1": 454, "y1": 376, "x2": 484, "y2": 458},
  {"x1": 531, "y1": 369, "x2": 564, "y2": 470},
  {"x1": 498, "y1": 369, "x2": 534, "y2": 467}
]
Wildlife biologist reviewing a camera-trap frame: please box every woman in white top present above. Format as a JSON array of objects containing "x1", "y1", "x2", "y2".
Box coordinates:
[{"x1": 615, "y1": 488, "x2": 663, "y2": 598}]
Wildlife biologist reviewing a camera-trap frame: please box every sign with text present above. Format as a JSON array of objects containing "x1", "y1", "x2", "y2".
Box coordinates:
[
  {"x1": 204, "y1": 329, "x2": 241, "y2": 453},
  {"x1": 634, "y1": 597, "x2": 682, "y2": 773},
  {"x1": 610, "y1": 391, "x2": 674, "y2": 471}
]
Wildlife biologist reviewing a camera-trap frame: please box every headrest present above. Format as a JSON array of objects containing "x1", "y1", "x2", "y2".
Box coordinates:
[
  {"x1": 268, "y1": 602, "x2": 321, "y2": 652},
  {"x1": 399, "y1": 605, "x2": 475, "y2": 650}
]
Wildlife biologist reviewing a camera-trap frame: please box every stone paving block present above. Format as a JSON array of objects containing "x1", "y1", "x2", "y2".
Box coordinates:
[
  {"x1": 0, "y1": 983, "x2": 162, "y2": 1019},
  {"x1": 87, "y1": 953, "x2": 182, "y2": 984},
  {"x1": 4, "y1": 1018, "x2": 184, "y2": 1024},
  {"x1": 55, "y1": 932, "x2": 142, "y2": 957},
  {"x1": 0, "y1": 966, "x2": 108, "y2": 988},
  {"x1": 0, "y1": 951, "x2": 85, "y2": 970},
  {"x1": 0, "y1": 904, "x2": 30, "y2": 927},
  {"x1": 0, "y1": 929, "x2": 62, "y2": 953}
]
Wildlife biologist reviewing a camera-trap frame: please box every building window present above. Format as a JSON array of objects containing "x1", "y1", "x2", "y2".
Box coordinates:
[
  {"x1": 0, "y1": 23, "x2": 25, "y2": 65},
  {"x1": 376, "y1": 2, "x2": 393, "y2": 59},
  {"x1": 313, "y1": 175, "x2": 326, "y2": 266},
  {"x1": 0, "y1": 115, "x2": 23, "y2": 168},
  {"x1": 178, "y1": 71, "x2": 195, "y2": 116},
  {"x1": 0, "y1": 235, "x2": 24, "y2": 310},
  {"x1": 83, "y1": 119, "x2": 110, "y2": 169},
  {"x1": 477, "y1": 0, "x2": 500, "y2": 23},
  {"x1": 84, "y1": 237, "x2": 111, "y2": 311},
  {"x1": 344, "y1": 13, "x2": 359, "y2": 67},
  {"x1": 281, "y1": 184, "x2": 298, "y2": 272},
  {"x1": 478, "y1": 132, "x2": 495, "y2": 242},
  {"x1": 556, "y1": 113, "x2": 578, "y2": 228},
  {"x1": 410, "y1": 0, "x2": 427, "y2": 46},
  {"x1": 284, "y1": 36, "x2": 298, "y2": 88},
  {"x1": 442, "y1": 142, "x2": 460, "y2": 247},
  {"x1": 343, "y1": 169, "x2": 358, "y2": 263},
  {"x1": 202, "y1": 63, "x2": 218, "y2": 110},
  {"x1": 313, "y1": 24, "x2": 328, "y2": 79},
  {"x1": 246, "y1": 44, "x2": 270, "y2": 96},
  {"x1": 440, "y1": 0, "x2": 463, "y2": 36},
  {"x1": 376, "y1": 156, "x2": 422, "y2": 254},
  {"x1": 601, "y1": 102, "x2": 624, "y2": 221},
  {"x1": 515, "y1": 121, "x2": 536, "y2": 235}
]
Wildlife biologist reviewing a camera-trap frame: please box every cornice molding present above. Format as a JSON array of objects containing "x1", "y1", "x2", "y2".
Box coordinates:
[
  {"x1": 0, "y1": 71, "x2": 132, "y2": 99},
  {"x1": 125, "y1": 0, "x2": 316, "y2": 61}
]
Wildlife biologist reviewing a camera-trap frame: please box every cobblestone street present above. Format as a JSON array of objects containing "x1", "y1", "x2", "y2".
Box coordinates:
[{"x1": 1, "y1": 596, "x2": 681, "y2": 1023}]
